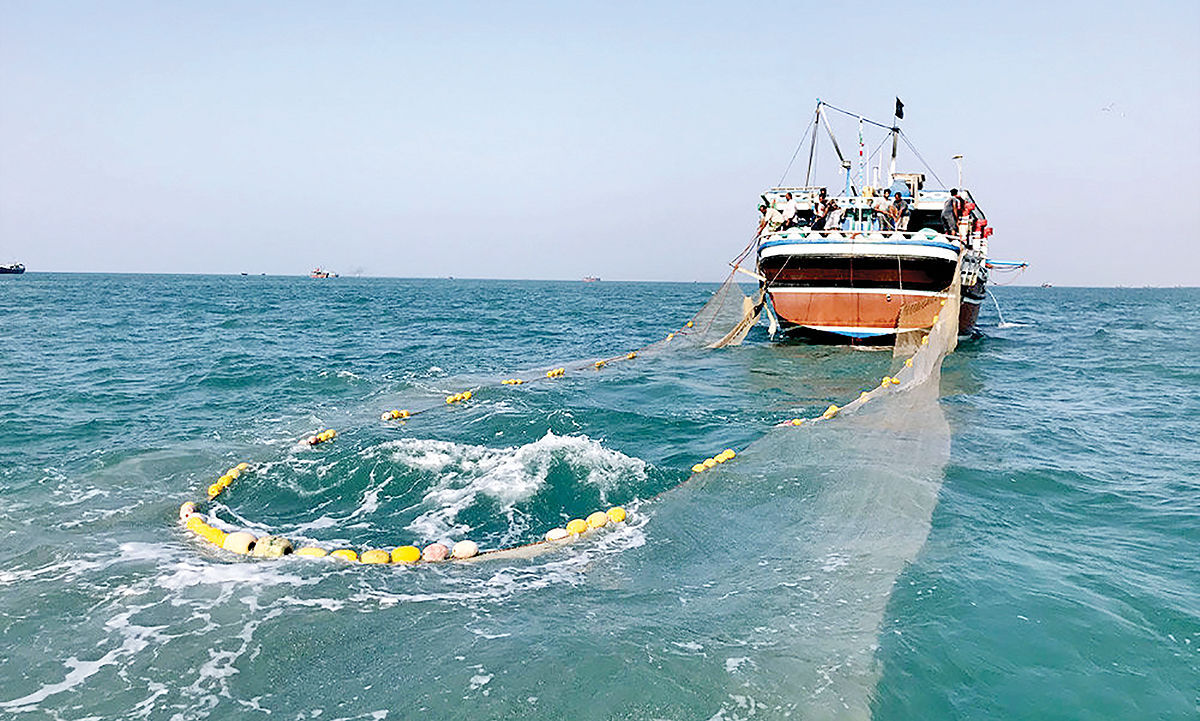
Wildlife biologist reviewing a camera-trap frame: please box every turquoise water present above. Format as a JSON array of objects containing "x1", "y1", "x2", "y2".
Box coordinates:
[{"x1": 0, "y1": 274, "x2": 1196, "y2": 720}]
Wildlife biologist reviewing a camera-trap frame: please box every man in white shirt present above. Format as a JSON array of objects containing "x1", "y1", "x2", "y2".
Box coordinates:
[{"x1": 778, "y1": 192, "x2": 799, "y2": 229}]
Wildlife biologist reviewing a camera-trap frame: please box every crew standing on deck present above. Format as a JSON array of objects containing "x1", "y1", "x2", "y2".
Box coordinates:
[
  {"x1": 778, "y1": 192, "x2": 799, "y2": 229},
  {"x1": 890, "y1": 191, "x2": 910, "y2": 231},
  {"x1": 812, "y1": 189, "x2": 830, "y2": 229},
  {"x1": 942, "y1": 189, "x2": 963, "y2": 236}
]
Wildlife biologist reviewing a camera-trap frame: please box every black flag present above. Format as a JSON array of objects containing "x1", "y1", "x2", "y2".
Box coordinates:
[{"x1": 895, "y1": 97, "x2": 905, "y2": 120}]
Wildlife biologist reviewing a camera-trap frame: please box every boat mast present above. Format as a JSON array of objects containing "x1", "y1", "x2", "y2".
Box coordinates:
[
  {"x1": 856, "y1": 116, "x2": 865, "y2": 196},
  {"x1": 818, "y1": 107, "x2": 852, "y2": 194},
  {"x1": 803, "y1": 101, "x2": 822, "y2": 187},
  {"x1": 887, "y1": 97, "x2": 903, "y2": 188},
  {"x1": 887, "y1": 128, "x2": 898, "y2": 187}
]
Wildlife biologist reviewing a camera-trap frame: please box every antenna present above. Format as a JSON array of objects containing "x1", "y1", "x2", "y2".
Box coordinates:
[{"x1": 952, "y1": 154, "x2": 964, "y2": 189}]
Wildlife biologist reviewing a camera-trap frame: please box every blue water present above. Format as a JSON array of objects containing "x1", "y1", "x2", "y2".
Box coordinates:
[{"x1": 0, "y1": 274, "x2": 1196, "y2": 720}]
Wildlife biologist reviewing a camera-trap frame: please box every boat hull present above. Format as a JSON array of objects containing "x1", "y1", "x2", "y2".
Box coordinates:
[
  {"x1": 758, "y1": 232, "x2": 984, "y2": 342},
  {"x1": 0, "y1": 264, "x2": 25, "y2": 275}
]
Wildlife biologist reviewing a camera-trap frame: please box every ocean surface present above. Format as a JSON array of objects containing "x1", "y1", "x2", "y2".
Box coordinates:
[{"x1": 0, "y1": 274, "x2": 1196, "y2": 721}]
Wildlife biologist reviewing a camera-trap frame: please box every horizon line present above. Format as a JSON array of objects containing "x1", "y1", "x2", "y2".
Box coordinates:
[{"x1": 4, "y1": 270, "x2": 1195, "y2": 289}]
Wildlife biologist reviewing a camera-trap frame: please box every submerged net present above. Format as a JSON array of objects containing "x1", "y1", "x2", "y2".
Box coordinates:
[
  {"x1": 893, "y1": 274, "x2": 960, "y2": 361},
  {"x1": 685, "y1": 262, "x2": 963, "y2": 716}
]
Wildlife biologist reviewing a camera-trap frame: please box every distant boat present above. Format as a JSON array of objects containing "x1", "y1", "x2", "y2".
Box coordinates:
[
  {"x1": 1041, "y1": 282, "x2": 1053, "y2": 288},
  {"x1": 310, "y1": 268, "x2": 338, "y2": 279},
  {"x1": 0, "y1": 262, "x2": 25, "y2": 275},
  {"x1": 582, "y1": 276, "x2": 600, "y2": 282}
]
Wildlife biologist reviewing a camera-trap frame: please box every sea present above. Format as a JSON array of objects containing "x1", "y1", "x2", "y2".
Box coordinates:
[{"x1": 0, "y1": 273, "x2": 1196, "y2": 721}]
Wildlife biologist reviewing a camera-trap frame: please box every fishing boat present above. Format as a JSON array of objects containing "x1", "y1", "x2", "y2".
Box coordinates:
[
  {"x1": 310, "y1": 268, "x2": 337, "y2": 279},
  {"x1": 582, "y1": 276, "x2": 600, "y2": 283},
  {"x1": 0, "y1": 262, "x2": 25, "y2": 275},
  {"x1": 755, "y1": 100, "x2": 995, "y2": 342}
]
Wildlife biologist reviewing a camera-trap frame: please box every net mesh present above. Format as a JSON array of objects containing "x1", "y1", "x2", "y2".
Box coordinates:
[
  {"x1": 644, "y1": 271, "x2": 765, "y2": 353},
  {"x1": 690, "y1": 261, "x2": 963, "y2": 714}
]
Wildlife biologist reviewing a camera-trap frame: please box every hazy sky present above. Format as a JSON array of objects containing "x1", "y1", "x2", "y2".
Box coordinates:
[{"x1": 2, "y1": 1, "x2": 1198, "y2": 285}]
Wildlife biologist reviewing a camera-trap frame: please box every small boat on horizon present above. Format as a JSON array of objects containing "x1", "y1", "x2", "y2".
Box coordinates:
[
  {"x1": 310, "y1": 267, "x2": 338, "y2": 279},
  {"x1": 582, "y1": 276, "x2": 600, "y2": 282},
  {"x1": 1, "y1": 262, "x2": 26, "y2": 275}
]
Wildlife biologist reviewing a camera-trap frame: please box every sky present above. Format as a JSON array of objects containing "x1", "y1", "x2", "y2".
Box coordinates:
[{"x1": 1, "y1": 1, "x2": 1198, "y2": 285}]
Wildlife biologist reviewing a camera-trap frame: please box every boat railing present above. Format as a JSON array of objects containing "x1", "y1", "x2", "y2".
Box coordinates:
[
  {"x1": 765, "y1": 186, "x2": 826, "y2": 195},
  {"x1": 760, "y1": 229, "x2": 962, "y2": 246}
]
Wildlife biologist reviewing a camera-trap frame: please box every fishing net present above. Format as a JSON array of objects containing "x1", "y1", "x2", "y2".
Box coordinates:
[
  {"x1": 893, "y1": 276, "x2": 960, "y2": 362},
  {"x1": 644, "y1": 271, "x2": 766, "y2": 353},
  {"x1": 680, "y1": 262, "x2": 963, "y2": 715}
]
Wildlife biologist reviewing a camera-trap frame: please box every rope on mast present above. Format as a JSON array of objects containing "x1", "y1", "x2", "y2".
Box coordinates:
[
  {"x1": 777, "y1": 115, "x2": 816, "y2": 186},
  {"x1": 803, "y1": 105, "x2": 821, "y2": 187},
  {"x1": 899, "y1": 131, "x2": 947, "y2": 188},
  {"x1": 818, "y1": 101, "x2": 896, "y2": 131},
  {"x1": 865, "y1": 133, "x2": 892, "y2": 166}
]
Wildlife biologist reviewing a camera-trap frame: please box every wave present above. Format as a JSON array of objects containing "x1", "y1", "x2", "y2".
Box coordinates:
[{"x1": 380, "y1": 430, "x2": 647, "y2": 542}]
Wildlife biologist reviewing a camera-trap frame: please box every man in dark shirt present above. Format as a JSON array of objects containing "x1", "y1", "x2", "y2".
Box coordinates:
[
  {"x1": 890, "y1": 191, "x2": 910, "y2": 231},
  {"x1": 812, "y1": 189, "x2": 829, "y2": 229},
  {"x1": 941, "y1": 188, "x2": 963, "y2": 236}
]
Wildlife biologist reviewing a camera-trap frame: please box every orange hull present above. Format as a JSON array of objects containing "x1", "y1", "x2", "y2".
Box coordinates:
[{"x1": 769, "y1": 290, "x2": 944, "y2": 337}]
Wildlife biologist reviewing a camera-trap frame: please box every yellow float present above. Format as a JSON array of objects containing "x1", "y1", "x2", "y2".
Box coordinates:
[{"x1": 391, "y1": 546, "x2": 422, "y2": 563}]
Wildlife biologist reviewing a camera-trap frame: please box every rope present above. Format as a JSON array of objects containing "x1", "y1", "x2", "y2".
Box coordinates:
[
  {"x1": 777, "y1": 117, "x2": 817, "y2": 186},
  {"x1": 866, "y1": 133, "x2": 891, "y2": 168},
  {"x1": 804, "y1": 108, "x2": 820, "y2": 186},
  {"x1": 818, "y1": 101, "x2": 897, "y2": 132},
  {"x1": 898, "y1": 131, "x2": 946, "y2": 188}
]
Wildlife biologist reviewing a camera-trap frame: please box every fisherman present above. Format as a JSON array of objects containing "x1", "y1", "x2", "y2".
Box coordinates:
[
  {"x1": 822, "y1": 197, "x2": 841, "y2": 231},
  {"x1": 890, "y1": 191, "x2": 910, "y2": 231},
  {"x1": 756, "y1": 200, "x2": 784, "y2": 235},
  {"x1": 812, "y1": 189, "x2": 830, "y2": 230},
  {"x1": 873, "y1": 191, "x2": 892, "y2": 230},
  {"x1": 778, "y1": 192, "x2": 799, "y2": 229},
  {"x1": 942, "y1": 188, "x2": 963, "y2": 236}
]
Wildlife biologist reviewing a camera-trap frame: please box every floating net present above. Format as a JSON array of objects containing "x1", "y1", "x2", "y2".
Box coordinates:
[
  {"x1": 685, "y1": 260, "x2": 963, "y2": 715},
  {"x1": 180, "y1": 256, "x2": 962, "y2": 566},
  {"x1": 641, "y1": 270, "x2": 766, "y2": 353}
]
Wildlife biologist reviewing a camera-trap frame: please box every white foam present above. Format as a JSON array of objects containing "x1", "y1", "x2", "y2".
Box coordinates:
[
  {"x1": 0, "y1": 654, "x2": 118, "y2": 711},
  {"x1": 156, "y1": 560, "x2": 312, "y2": 593},
  {"x1": 0, "y1": 605, "x2": 163, "y2": 712},
  {"x1": 279, "y1": 596, "x2": 347, "y2": 612},
  {"x1": 468, "y1": 673, "x2": 493, "y2": 690},
  {"x1": 346, "y1": 477, "x2": 385, "y2": 521},
  {"x1": 0, "y1": 558, "x2": 105, "y2": 586},
  {"x1": 380, "y1": 431, "x2": 645, "y2": 541}
]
